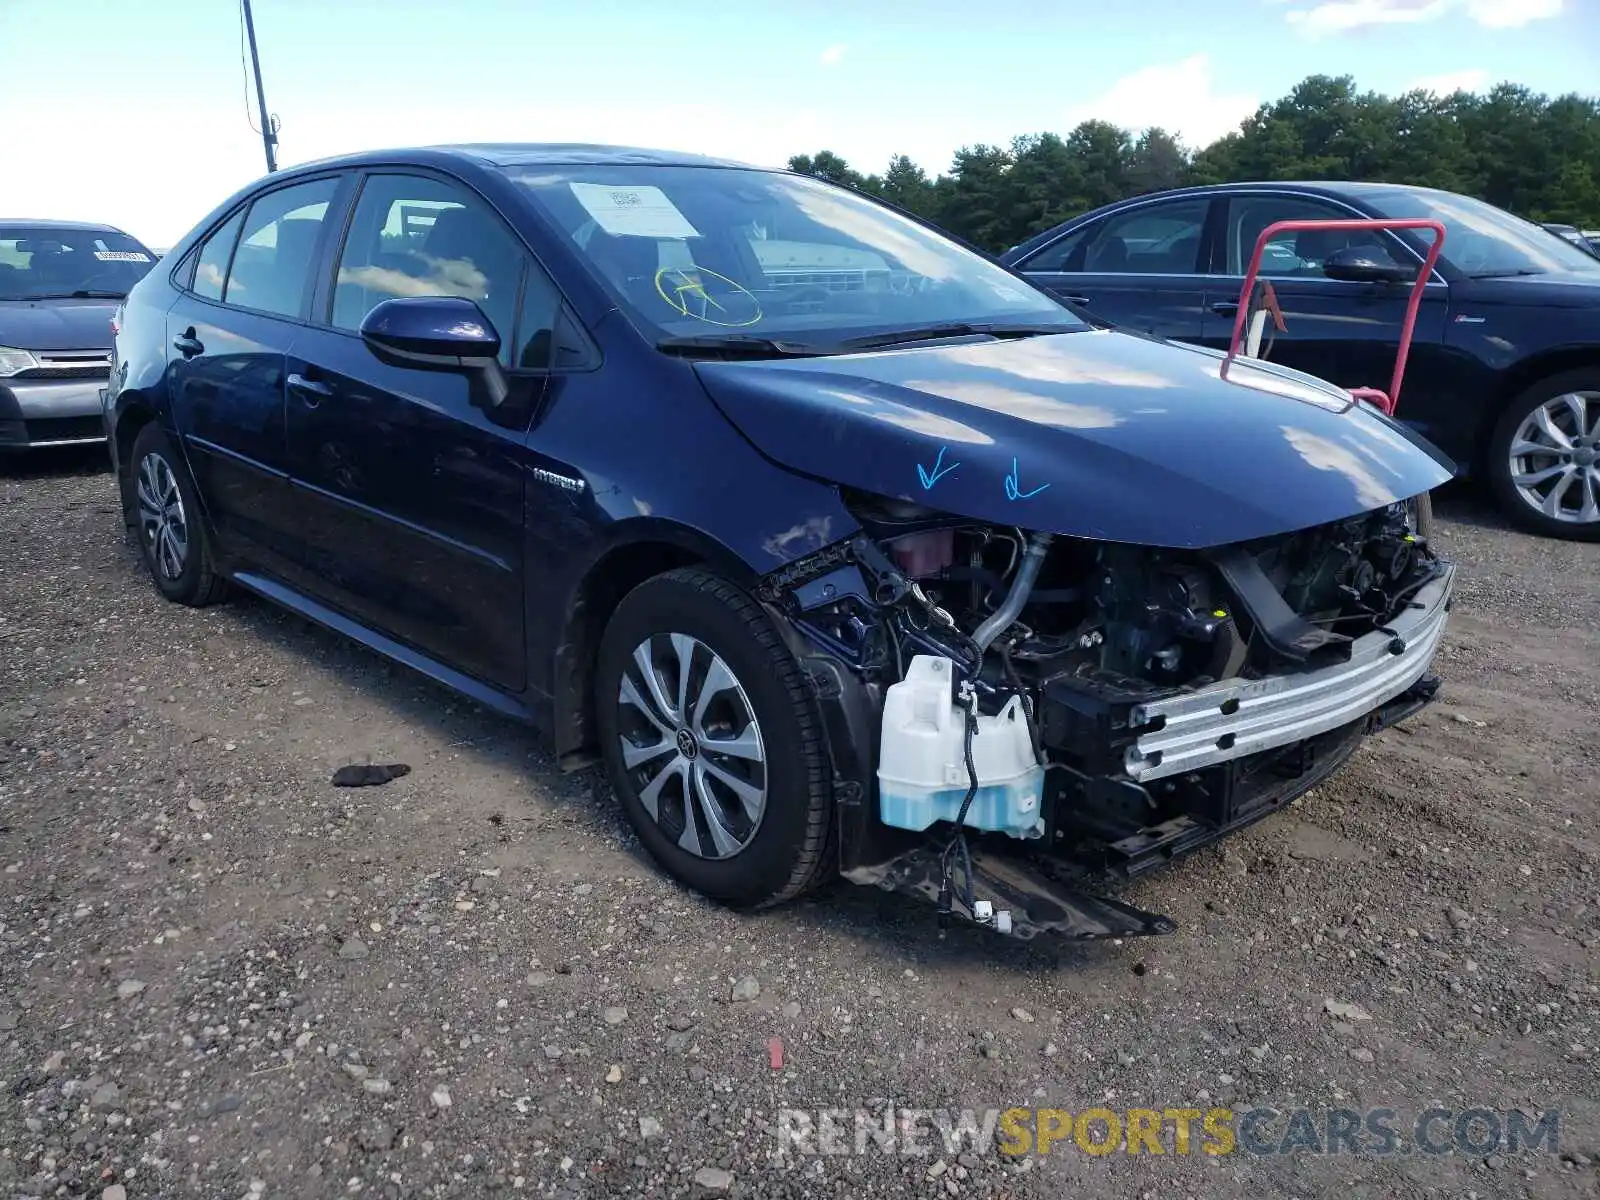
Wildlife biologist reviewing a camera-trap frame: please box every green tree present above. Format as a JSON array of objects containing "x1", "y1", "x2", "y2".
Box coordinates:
[
  {"x1": 879, "y1": 154, "x2": 935, "y2": 215},
  {"x1": 1127, "y1": 128, "x2": 1189, "y2": 195},
  {"x1": 782, "y1": 73, "x2": 1600, "y2": 254}
]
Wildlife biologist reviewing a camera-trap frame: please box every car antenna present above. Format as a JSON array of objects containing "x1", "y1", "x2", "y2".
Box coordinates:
[{"x1": 240, "y1": 0, "x2": 279, "y2": 173}]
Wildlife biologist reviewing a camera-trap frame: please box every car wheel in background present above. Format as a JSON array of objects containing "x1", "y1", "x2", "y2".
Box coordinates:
[
  {"x1": 1488, "y1": 370, "x2": 1600, "y2": 541},
  {"x1": 128, "y1": 423, "x2": 229, "y2": 605},
  {"x1": 595, "y1": 567, "x2": 834, "y2": 908}
]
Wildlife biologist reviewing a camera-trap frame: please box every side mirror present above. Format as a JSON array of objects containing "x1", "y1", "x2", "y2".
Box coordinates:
[
  {"x1": 1323, "y1": 246, "x2": 1416, "y2": 285},
  {"x1": 360, "y1": 296, "x2": 508, "y2": 407}
]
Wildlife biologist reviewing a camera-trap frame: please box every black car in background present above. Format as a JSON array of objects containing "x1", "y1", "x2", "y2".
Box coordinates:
[
  {"x1": 1543, "y1": 223, "x2": 1599, "y2": 258},
  {"x1": 1, "y1": 220, "x2": 159, "y2": 451},
  {"x1": 1004, "y1": 183, "x2": 1600, "y2": 540}
]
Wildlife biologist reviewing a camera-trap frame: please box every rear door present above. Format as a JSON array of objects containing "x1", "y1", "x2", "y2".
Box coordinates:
[
  {"x1": 164, "y1": 176, "x2": 346, "y2": 579},
  {"x1": 1012, "y1": 196, "x2": 1219, "y2": 343},
  {"x1": 1201, "y1": 191, "x2": 1449, "y2": 410},
  {"x1": 282, "y1": 171, "x2": 551, "y2": 692}
]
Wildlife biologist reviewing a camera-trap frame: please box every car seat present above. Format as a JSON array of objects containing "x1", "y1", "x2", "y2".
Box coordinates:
[
  {"x1": 422, "y1": 207, "x2": 519, "y2": 342},
  {"x1": 1088, "y1": 236, "x2": 1129, "y2": 272}
]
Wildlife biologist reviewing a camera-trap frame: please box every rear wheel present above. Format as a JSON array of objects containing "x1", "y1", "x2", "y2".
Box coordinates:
[
  {"x1": 128, "y1": 423, "x2": 229, "y2": 605},
  {"x1": 595, "y1": 567, "x2": 833, "y2": 908},
  {"x1": 1488, "y1": 371, "x2": 1600, "y2": 540}
]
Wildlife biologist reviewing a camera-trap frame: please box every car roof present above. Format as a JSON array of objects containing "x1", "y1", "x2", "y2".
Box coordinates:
[
  {"x1": 0, "y1": 218, "x2": 128, "y2": 234},
  {"x1": 1002, "y1": 180, "x2": 1465, "y2": 261},
  {"x1": 1080, "y1": 180, "x2": 1448, "y2": 202},
  {"x1": 280, "y1": 143, "x2": 763, "y2": 175}
]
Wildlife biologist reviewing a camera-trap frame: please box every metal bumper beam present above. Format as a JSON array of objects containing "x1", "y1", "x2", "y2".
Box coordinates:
[{"x1": 1125, "y1": 563, "x2": 1454, "y2": 782}]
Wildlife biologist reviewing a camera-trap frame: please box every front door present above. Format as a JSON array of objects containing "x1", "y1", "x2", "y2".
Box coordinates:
[
  {"x1": 165, "y1": 177, "x2": 343, "y2": 579},
  {"x1": 284, "y1": 172, "x2": 552, "y2": 693},
  {"x1": 1014, "y1": 196, "x2": 1218, "y2": 343},
  {"x1": 1202, "y1": 193, "x2": 1449, "y2": 424}
]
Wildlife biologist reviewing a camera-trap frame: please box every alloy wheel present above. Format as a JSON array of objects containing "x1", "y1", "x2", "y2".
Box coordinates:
[
  {"x1": 136, "y1": 451, "x2": 189, "y2": 581},
  {"x1": 1507, "y1": 391, "x2": 1600, "y2": 525},
  {"x1": 615, "y1": 633, "x2": 767, "y2": 860}
]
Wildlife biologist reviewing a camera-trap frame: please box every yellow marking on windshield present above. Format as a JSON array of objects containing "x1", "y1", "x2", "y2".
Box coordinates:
[{"x1": 653, "y1": 265, "x2": 763, "y2": 327}]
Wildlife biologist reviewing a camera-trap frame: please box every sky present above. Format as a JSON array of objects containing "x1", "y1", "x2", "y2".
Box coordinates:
[{"x1": 2, "y1": 0, "x2": 1595, "y2": 248}]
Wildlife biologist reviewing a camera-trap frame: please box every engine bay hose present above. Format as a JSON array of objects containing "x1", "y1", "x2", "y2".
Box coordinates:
[{"x1": 971, "y1": 533, "x2": 1053, "y2": 653}]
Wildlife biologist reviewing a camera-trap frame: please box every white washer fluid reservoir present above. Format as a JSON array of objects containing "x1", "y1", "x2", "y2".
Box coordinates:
[{"x1": 876, "y1": 655, "x2": 1045, "y2": 839}]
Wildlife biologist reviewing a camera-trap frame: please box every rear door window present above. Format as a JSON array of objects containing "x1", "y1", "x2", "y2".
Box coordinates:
[
  {"x1": 192, "y1": 210, "x2": 244, "y2": 301},
  {"x1": 224, "y1": 178, "x2": 340, "y2": 318},
  {"x1": 1081, "y1": 200, "x2": 1210, "y2": 274}
]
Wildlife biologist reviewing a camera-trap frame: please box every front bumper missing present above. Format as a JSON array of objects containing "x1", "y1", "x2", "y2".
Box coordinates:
[
  {"x1": 1125, "y1": 563, "x2": 1454, "y2": 782},
  {"x1": 843, "y1": 844, "x2": 1176, "y2": 940}
]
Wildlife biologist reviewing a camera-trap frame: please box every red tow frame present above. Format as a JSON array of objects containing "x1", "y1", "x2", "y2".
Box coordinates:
[{"x1": 1223, "y1": 218, "x2": 1447, "y2": 416}]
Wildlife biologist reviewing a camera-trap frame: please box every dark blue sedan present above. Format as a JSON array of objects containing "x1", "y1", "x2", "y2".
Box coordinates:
[
  {"x1": 105, "y1": 145, "x2": 1455, "y2": 938},
  {"x1": 1004, "y1": 182, "x2": 1600, "y2": 540}
]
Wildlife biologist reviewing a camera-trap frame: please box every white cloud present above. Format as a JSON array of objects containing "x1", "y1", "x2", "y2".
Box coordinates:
[
  {"x1": 819, "y1": 43, "x2": 847, "y2": 67},
  {"x1": 1406, "y1": 67, "x2": 1491, "y2": 94},
  {"x1": 1465, "y1": 0, "x2": 1562, "y2": 26},
  {"x1": 1285, "y1": 0, "x2": 1562, "y2": 33},
  {"x1": 1287, "y1": 0, "x2": 1448, "y2": 35},
  {"x1": 1060, "y1": 55, "x2": 1259, "y2": 148}
]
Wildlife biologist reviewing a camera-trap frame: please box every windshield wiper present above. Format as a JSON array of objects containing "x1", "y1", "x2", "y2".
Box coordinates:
[
  {"x1": 655, "y1": 333, "x2": 830, "y2": 359},
  {"x1": 1469, "y1": 268, "x2": 1543, "y2": 279},
  {"x1": 23, "y1": 289, "x2": 128, "y2": 299},
  {"x1": 834, "y1": 321, "x2": 1079, "y2": 352}
]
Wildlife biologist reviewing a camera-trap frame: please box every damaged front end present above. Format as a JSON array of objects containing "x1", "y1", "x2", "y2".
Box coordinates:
[{"x1": 759, "y1": 491, "x2": 1453, "y2": 940}]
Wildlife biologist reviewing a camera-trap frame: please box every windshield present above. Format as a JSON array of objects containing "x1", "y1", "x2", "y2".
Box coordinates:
[
  {"x1": 504, "y1": 165, "x2": 1079, "y2": 349},
  {"x1": 0, "y1": 227, "x2": 158, "y2": 300},
  {"x1": 1361, "y1": 189, "x2": 1600, "y2": 279}
]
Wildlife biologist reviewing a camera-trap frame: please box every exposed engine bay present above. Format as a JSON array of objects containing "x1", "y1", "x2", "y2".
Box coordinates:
[{"x1": 760, "y1": 489, "x2": 1454, "y2": 939}]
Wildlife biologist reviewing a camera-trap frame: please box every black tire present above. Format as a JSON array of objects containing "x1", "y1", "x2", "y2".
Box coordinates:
[
  {"x1": 127, "y1": 423, "x2": 229, "y2": 606},
  {"x1": 595, "y1": 567, "x2": 833, "y2": 908},
  {"x1": 1487, "y1": 369, "x2": 1600, "y2": 541}
]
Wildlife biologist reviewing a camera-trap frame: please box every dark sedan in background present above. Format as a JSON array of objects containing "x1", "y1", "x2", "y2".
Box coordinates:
[
  {"x1": 1543, "y1": 223, "x2": 1599, "y2": 258},
  {"x1": 1, "y1": 220, "x2": 159, "y2": 451},
  {"x1": 1004, "y1": 183, "x2": 1600, "y2": 539}
]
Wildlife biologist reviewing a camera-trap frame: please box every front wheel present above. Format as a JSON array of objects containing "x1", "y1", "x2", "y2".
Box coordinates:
[
  {"x1": 595, "y1": 567, "x2": 834, "y2": 908},
  {"x1": 1488, "y1": 371, "x2": 1600, "y2": 540},
  {"x1": 128, "y1": 423, "x2": 229, "y2": 605}
]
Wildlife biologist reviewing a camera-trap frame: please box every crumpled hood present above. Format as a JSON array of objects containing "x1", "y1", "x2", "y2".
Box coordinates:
[
  {"x1": 694, "y1": 329, "x2": 1454, "y2": 549},
  {"x1": 0, "y1": 298, "x2": 119, "y2": 351}
]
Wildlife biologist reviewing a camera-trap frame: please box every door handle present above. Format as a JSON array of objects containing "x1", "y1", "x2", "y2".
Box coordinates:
[
  {"x1": 1209, "y1": 301, "x2": 1239, "y2": 316},
  {"x1": 286, "y1": 373, "x2": 333, "y2": 406},
  {"x1": 1058, "y1": 294, "x2": 1091, "y2": 307},
  {"x1": 172, "y1": 332, "x2": 204, "y2": 358}
]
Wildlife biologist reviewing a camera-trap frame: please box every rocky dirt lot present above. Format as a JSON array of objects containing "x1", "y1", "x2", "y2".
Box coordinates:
[{"x1": 1, "y1": 449, "x2": 1597, "y2": 1200}]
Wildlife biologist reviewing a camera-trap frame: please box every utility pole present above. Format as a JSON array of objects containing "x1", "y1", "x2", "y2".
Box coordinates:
[{"x1": 241, "y1": 0, "x2": 278, "y2": 173}]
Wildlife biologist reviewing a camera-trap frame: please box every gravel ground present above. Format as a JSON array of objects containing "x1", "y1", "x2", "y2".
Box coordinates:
[{"x1": 1, "y1": 448, "x2": 1597, "y2": 1200}]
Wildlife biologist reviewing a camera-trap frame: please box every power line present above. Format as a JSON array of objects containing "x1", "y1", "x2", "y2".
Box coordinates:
[{"x1": 238, "y1": 0, "x2": 260, "y2": 135}]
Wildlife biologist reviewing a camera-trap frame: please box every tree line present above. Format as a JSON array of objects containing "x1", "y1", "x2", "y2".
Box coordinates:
[{"x1": 788, "y1": 75, "x2": 1600, "y2": 254}]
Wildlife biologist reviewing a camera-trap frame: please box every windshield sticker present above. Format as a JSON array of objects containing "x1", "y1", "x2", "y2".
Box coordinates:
[
  {"x1": 653, "y1": 266, "x2": 762, "y2": 327},
  {"x1": 570, "y1": 183, "x2": 700, "y2": 239},
  {"x1": 93, "y1": 250, "x2": 152, "y2": 262}
]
